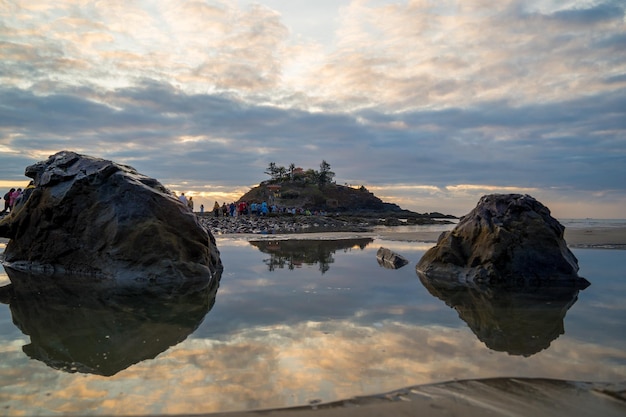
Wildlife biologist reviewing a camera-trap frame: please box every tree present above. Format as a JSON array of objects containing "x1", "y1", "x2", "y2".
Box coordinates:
[
  {"x1": 277, "y1": 166, "x2": 287, "y2": 180},
  {"x1": 304, "y1": 169, "x2": 317, "y2": 183},
  {"x1": 265, "y1": 162, "x2": 277, "y2": 180},
  {"x1": 317, "y1": 160, "x2": 335, "y2": 187},
  {"x1": 288, "y1": 163, "x2": 295, "y2": 180}
]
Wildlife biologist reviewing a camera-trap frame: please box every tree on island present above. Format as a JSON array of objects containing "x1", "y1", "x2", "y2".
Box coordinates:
[
  {"x1": 317, "y1": 160, "x2": 335, "y2": 188},
  {"x1": 264, "y1": 161, "x2": 335, "y2": 187},
  {"x1": 288, "y1": 163, "x2": 296, "y2": 181},
  {"x1": 264, "y1": 162, "x2": 278, "y2": 179}
]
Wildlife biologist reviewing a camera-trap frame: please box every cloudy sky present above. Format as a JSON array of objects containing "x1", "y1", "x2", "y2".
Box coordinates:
[{"x1": 1, "y1": 0, "x2": 625, "y2": 218}]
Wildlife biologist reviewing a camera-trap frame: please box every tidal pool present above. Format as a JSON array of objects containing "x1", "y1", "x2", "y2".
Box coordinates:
[{"x1": 0, "y1": 237, "x2": 624, "y2": 415}]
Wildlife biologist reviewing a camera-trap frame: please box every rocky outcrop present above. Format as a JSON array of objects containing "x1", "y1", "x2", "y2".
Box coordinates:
[
  {"x1": 376, "y1": 247, "x2": 409, "y2": 269},
  {"x1": 416, "y1": 194, "x2": 587, "y2": 286},
  {"x1": 238, "y1": 181, "x2": 457, "y2": 220},
  {"x1": 0, "y1": 151, "x2": 222, "y2": 291}
]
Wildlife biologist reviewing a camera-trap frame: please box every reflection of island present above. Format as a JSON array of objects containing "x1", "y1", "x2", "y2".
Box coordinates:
[
  {"x1": 0, "y1": 267, "x2": 220, "y2": 376},
  {"x1": 417, "y1": 272, "x2": 590, "y2": 356},
  {"x1": 249, "y1": 238, "x2": 373, "y2": 274}
]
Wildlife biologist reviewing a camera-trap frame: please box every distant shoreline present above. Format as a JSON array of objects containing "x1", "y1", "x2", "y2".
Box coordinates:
[{"x1": 1, "y1": 222, "x2": 625, "y2": 250}]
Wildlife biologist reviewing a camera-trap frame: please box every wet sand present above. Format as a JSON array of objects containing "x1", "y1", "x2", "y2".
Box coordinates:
[
  {"x1": 563, "y1": 227, "x2": 626, "y2": 248},
  {"x1": 3, "y1": 226, "x2": 626, "y2": 248},
  {"x1": 200, "y1": 378, "x2": 625, "y2": 417},
  {"x1": 216, "y1": 226, "x2": 626, "y2": 249}
]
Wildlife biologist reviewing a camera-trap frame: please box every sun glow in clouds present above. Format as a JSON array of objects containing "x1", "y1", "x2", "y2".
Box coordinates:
[{"x1": 0, "y1": 0, "x2": 624, "y2": 218}]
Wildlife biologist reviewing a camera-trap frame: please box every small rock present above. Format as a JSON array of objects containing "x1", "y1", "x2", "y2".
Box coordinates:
[{"x1": 376, "y1": 247, "x2": 409, "y2": 269}]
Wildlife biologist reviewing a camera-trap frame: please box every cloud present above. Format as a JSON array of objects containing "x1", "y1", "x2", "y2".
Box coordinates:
[
  {"x1": 0, "y1": 1, "x2": 624, "y2": 217},
  {"x1": 0, "y1": 0, "x2": 289, "y2": 93},
  {"x1": 0, "y1": 77, "x2": 624, "y2": 216},
  {"x1": 295, "y1": 0, "x2": 626, "y2": 111},
  {"x1": 545, "y1": 3, "x2": 624, "y2": 25}
]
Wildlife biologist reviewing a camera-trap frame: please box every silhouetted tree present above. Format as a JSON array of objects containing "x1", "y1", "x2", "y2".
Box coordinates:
[
  {"x1": 317, "y1": 160, "x2": 335, "y2": 188},
  {"x1": 288, "y1": 163, "x2": 295, "y2": 180},
  {"x1": 265, "y1": 162, "x2": 278, "y2": 180},
  {"x1": 277, "y1": 166, "x2": 287, "y2": 180}
]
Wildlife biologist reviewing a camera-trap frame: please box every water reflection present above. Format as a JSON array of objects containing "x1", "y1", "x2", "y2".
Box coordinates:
[
  {"x1": 417, "y1": 271, "x2": 590, "y2": 356},
  {"x1": 249, "y1": 238, "x2": 374, "y2": 274},
  {"x1": 0, "y1": 267, "x2": 219, "y2": 376}
]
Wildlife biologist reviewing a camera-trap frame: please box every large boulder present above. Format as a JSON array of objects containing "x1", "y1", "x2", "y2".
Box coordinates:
[
  {"x1": 0, "y1": 151, "x2": 222, "y2": 291},
  {"x1": 416, "y1": 194, "x2": 586, "y2": 286}
]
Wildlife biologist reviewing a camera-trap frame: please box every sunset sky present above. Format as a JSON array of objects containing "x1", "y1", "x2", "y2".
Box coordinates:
[{"x1": 1, "y1": 0, "x2": 625, "y2": 218}]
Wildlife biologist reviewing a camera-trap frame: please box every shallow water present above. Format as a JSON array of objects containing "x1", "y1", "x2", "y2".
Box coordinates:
[{"x1": 0, "y1": 237, "x2": 625, "y2": 416}]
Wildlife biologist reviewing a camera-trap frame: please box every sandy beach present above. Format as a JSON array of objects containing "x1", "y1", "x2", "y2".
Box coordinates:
[{"x1": 199, "y1": 378, "x2": 626, "y2": 417}]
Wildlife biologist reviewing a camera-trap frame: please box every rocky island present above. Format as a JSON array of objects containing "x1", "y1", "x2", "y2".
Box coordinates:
[{"x1": 199, "y1": 161, "x2": 456, "y2": 235}]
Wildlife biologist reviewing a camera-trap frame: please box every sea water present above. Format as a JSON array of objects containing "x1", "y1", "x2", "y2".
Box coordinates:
[{"x1": 0, "y1": 223, "x2": 624, "y2": 415}]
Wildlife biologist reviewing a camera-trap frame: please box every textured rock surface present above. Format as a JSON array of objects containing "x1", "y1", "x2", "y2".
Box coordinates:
[
  {"x1": 416, "y1": 194, "x2": 585, "y2": 285},
  {"x1": 376, "y1": 247, "x2": 409, "y2": 269},
  {"x1": 0, "y1": 151, "x2": 222, "y2": 290}
]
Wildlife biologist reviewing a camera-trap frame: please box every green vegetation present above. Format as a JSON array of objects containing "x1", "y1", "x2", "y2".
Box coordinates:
[
  {"x1": 264, "y1": 160, "x2": 335, "y2": 188},
  {"x1": 236, "y1": 160, "x2": 456, "y2": 222}
]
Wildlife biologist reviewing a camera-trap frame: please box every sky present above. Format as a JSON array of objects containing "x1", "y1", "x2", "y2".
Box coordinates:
[{"x1": 1, "y1": 0, "x2": 625, "y2": 218}]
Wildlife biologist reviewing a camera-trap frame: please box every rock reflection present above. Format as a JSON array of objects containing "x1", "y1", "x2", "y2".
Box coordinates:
[
  {"x1": 0, "y1": 267, "x2": 220, "y2": 376},
  {"x1": 249, "y1": 238, "x2": 373, "y2": 274},
  {"x1": 417, "y1": 271, "x2": 590, "y2": 356}
]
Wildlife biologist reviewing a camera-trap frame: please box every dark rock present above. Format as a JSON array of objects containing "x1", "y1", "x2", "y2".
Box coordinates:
[
  {"x1": 0, "y1": 151, "x2": 222, "y2": 290},
  {"x1": 376, "y1": 247, "x2": 409, "y2": 269},
  {"x1": 416, "y1": 194, "x2": 587, "y2": 286}
]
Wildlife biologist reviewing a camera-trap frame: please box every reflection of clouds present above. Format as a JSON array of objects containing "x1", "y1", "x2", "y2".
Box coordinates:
[{"x1": 4, "y1": 318, "x2": 625, "y2": 415}]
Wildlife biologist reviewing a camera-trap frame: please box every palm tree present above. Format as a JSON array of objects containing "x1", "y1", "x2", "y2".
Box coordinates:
[
  {"x1": 277, "y1": 166, "x2": 287, "y2": 181},
  {"x1": 288, "y1": 163, "x2": 295, "y2": 181},
  {"x1": 265, "y1": 162, "x2": 277, "y2": 180}
]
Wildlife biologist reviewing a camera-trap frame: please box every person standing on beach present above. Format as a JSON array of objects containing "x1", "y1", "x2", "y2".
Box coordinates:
[
  {"x1": 213, "y1": 201, "x2": 220, "y2": 217},
  {"x1": 188, "y1": 196, "x2": 194, "y2": 211},
  {"x1": 237, "y1": 201, "x2": 246, "y2": 216},
  {"x1": 9, "y1": 188, "x2": 21, "y2": 211},
  {"x1": 2, "y1": 188, "x2": 14, "y2": 214},
  {"x1": 179, "y1": 193, "x2": 188, "y2": 206},
  {"x1": 13, "y1": 182, "x2": 34, "y2": 210},
  {"x1": 200, "y1": 204, "x2": 204, "y2": 214}
]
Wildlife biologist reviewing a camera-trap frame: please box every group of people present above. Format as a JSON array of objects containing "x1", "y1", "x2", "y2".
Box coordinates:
[
  {"x1": 207, "y1": 201, "x2": 327, "y2": 218},
  {"x1": 177, "y1": 193, "x2": 195, "y2": 211},
  {"x1": 174, "y1": 192, "x2": 328, "y2": 218},
  {"x1": 208, "y1": 201, "x2": 274, "y2": 218},
  {"x1": 2, "y1": 188, "x2": 23, "y2": 215}
]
